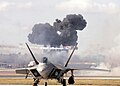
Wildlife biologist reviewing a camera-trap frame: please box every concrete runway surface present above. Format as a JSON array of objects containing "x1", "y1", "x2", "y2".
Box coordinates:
[{"x1": 0, "y1": 85, "x2": 91, "y2": 86}]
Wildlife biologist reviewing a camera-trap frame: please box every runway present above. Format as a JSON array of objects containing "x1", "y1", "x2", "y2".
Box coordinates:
[
  {"x1": 73, "y1": 76, "x2": 120, "y2": 79},
  {"x1": 1, "y1": 75, "x2": 120, "y2": 79},
  {"x1": 0, "y1": 76, "x2": 119, "y2": 86},
  {"x1": 0, "y1": 85, "x2": 90, "y2": 86}
]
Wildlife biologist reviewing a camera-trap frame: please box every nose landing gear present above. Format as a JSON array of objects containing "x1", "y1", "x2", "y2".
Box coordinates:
[
  {"x1": 33, "y1": 79, "x2": 48, "y2": 86},
  {"x1": 33, "y1": 79, "x2": 39, "y2": 86}
]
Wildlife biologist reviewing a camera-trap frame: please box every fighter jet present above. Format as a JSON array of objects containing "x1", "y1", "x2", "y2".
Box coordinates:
[{"x1": 16, "y1": 43, "x2": 110, "y2": 86}]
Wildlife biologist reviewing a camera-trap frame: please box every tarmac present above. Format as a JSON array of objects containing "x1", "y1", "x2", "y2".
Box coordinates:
[{"x1": 0, "y1": 85, "x2": 96, "y2": 86}]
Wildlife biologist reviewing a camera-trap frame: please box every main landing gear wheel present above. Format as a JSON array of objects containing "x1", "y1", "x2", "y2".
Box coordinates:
[
  {"x1": 45, "y1": 82, "x2": 47, "y2": 86},
  {"x1": 68, "y1": 75, "x2": 75, "y2": 84},
  {"x1": 62, "y1": 79, "x2": 66, "y2": 86}
]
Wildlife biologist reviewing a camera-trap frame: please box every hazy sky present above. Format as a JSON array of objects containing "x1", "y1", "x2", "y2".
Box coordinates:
[{"x1": 0, "y1": 0, "x2": 120, "y2": 51}]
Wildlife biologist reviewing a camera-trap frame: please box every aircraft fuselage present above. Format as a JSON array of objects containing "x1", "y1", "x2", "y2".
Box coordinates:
[{"x1": 29, "y1": 62, "x2": 65, "y2": 80}]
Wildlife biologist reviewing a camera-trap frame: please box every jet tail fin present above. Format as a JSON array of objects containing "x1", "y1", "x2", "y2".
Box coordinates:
[
  {"x1": 64, "y1": 45, "x2": 77, "y2": 67},
  {"x1": 26, "y1": 43, "x2": 39, "y2": 65}
]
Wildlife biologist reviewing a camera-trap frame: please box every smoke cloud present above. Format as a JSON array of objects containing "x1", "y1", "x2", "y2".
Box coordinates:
[{"x1": 28, "y1": 14, "x2": 87, "y2": 47}]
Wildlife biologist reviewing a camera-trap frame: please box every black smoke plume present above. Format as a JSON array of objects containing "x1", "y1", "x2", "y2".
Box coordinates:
[{"x1": 28, "y1": 14, "x2": 87, "y2": 47}]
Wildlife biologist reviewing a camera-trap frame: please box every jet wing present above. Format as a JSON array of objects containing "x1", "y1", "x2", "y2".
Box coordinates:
[
  {"x1": 16, "y1": 68, "x2": 29, "y2": 74},
  {"x1": 65, "y1": 67, "x2": 111, "y2": 73},
  {"x1": 77, "y1": 68, "x2": 111, "y2": 72}
]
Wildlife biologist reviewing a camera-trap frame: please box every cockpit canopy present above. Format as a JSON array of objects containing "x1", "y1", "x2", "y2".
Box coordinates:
[{"x1": 43, "y1": 57, "x2": 48, "y2": 63}]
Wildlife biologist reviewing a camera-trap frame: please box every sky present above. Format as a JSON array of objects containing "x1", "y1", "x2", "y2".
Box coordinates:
[
  {"x1": 0, "y1": 0, "x2": 120, "y2": 52},
  {"x1": 0, "y1": 0, "x2": 120, "y2": 75}
]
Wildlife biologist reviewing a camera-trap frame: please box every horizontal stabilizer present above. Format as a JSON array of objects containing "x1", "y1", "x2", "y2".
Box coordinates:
[{"x1": 16, "y1": 68, "x2": 29, "y2": 74}]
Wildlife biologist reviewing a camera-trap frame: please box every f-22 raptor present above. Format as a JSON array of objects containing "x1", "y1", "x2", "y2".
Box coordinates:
[{"x1": 16, "y1": 43, "x2": 110, "y2": 86}]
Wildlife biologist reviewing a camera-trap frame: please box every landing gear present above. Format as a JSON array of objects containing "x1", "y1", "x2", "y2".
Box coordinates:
[
  {"x1": 62, "y1": 79, "x2": 66, "y2": 86},
  {"x1": 68, "y1": 75, "x2": 75, "y2": 84},
  {"x1": 33, "y1": 79, "x2": 48, "y2": 86},
  {"x1": 33, "y1": 83, "x2": 37, "y2": 86},
  {"x1": 68, "y1": 70, "x2": 75, "y2": 84},
  {"x1": 33, "y1": 79, "x2": 39, "y2": 86},
  {"x1": 45, "y1": 82, "x2": 47, "y2": 86}
]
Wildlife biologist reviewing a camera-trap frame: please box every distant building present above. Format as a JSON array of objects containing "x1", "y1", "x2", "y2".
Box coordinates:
[{"x1": 0, "y1": 62, "x2": 8, "y2": 68}]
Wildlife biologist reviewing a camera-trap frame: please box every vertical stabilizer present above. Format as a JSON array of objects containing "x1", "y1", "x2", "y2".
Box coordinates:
[
  {"x1": 64, "y1": 45, "x2": 77, "y2": 67},
  {"x1": 26, "y1": 43, "x2": 39, "y2": 65}
]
